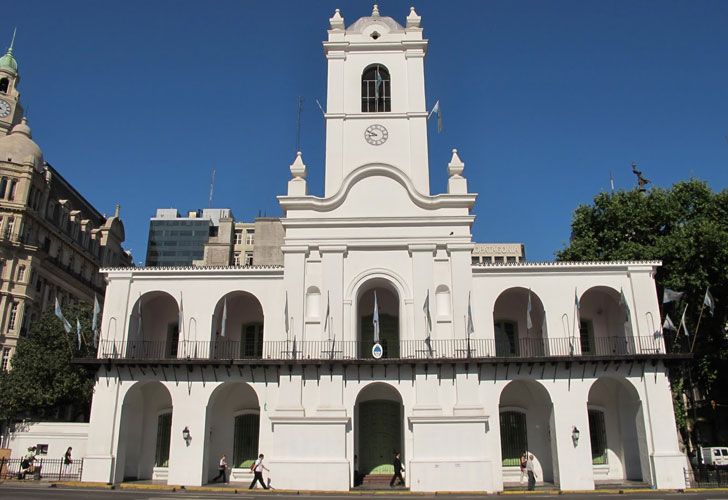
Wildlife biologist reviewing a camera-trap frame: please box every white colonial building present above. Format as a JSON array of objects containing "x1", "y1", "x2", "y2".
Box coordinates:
[{"x1": 80, "y1": 6, "x2": 687, "y2": 492}]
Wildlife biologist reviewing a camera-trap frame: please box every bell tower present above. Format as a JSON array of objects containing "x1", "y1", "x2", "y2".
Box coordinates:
[{"x1": 323, "y1": 6, "x2": 430, "y2": 197}]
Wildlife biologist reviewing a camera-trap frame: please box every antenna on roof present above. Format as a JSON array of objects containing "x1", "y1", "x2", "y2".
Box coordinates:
[
  {"x1": 9, "y1": 27, "x2": 17, "y2": 53},
  {"x1": 296, "y1": 96, "x2": 304, "y2": 154},
  {"x1": 208, "y1": 167, "x2": 216, "y2": 208}
]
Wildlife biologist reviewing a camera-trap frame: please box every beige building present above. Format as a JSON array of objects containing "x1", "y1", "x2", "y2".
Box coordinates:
[
  {"x1": 471, "y1": 243, "x2": 525, "y2": 264},
  {"x1": 0, "y1": 39, "x2": 131, "y2": 369}
]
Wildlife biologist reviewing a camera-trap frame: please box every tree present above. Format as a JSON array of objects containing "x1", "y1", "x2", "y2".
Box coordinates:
[
  {"x1": 0, "y1": 302, "x2": 97, "y2": 424},
  {"x1": 557, "y1": 179, "x2": 728, "y2": 450}
]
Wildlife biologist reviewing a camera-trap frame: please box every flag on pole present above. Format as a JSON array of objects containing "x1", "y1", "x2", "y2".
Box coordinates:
[
  {"x1": 136, "y1": 293, "x2": 143, "y2": 338},
  {"x1": 284, "y1": 292, "x2": 289, "y2": 339},
  {"x1": 292, "y1": 335, "x2": 297, "y2": 360},
  {"x1": 76, "y1": 318, "x2": 82, "y2": 350},
  {"x1": 609, "y1": 171, "x2": 615, "y2": 192},
  {"x1": 423, "y1": 290, "x2": 432, "y2": 336},
  {"x1": 526, "y1": 289, "x2": 533, "y2": 330},
  {"x1": 54, "y1": 297, "x2": 72, "y2": 334},
  {"x1": 92, "y1": 295, "x2": 101, "y2": 348},
  {"x1": 220, "y1": 297, "x2": 228, "y2": 337},
  {"x1": 662, "y1": 314, "x2": 677, "y2": 332},
  {"x1": 680, "y1": 305, "x2": 689, "y2": 337},
  {"x1": 619, "y1": 288, "x2": 631, "y2": 322},
  {"x1": 373, "y1": 291, "x2": 380, "y2": 343},
  {"x1": 662, "y1": 288, "x2": 684, "y2": 304},
  {"x1": 324, "y1": 291, "x2": 331, "y2": 338},
  {"x1": 704, "y1": 287, "x2": 715, "y2": 317},
  {"x1": 178, "y1": 292, "x2": 184, "y2": 341},
  {"x1": 428, "y1": 100, "x2": 443, "y2": 133},
  {"x1": 467, "y1": 292, "x2": 475, "y2": 338}
]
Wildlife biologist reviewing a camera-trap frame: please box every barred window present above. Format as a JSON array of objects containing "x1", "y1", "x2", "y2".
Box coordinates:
[
  {"x1": 495, "y1": 320, "x2": 518, "y2": 357},
  {"x1": 361, "y1": 64, "x2": 391, "y2": 112},
  {"x1": 233, "y1": 413, "x2": 260, "y2": 468},
  {"x1": 155, "y1": 412, "x2": 172, "y2": 467},
  {"x1": 580, "y1": 320, "x2": 594, "y2": 354},
  {"x1": 588, "y1": 409, "x2": 607, "y2": 465},
  {"x1": 500, "y1": 410, "x2": 528, "y2": 466}
]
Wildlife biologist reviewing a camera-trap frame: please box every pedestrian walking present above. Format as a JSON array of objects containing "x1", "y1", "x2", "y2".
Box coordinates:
[
  {"x1": 249, "y1": 453, "x2": 269, "y2": 489},
  {"x1": 519, "y1": 452, "x2": 527, "y2": 484},
  {"x1": 389, "y1": 451, "x2": 405, "y2": 487},
  {"x1": 526, "y1": 453, "x2": 537, "y2": 491},
  {"x1": 63, "y1": 447, "x2": 73, "y2": 476},
  {"x1": 212, "y1": 454, "x2": 228, "y2": 483}
]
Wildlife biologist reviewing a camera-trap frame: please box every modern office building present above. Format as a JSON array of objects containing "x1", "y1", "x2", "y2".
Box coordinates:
[
  {"x1": 0, "y1": 39, "x2": 131, "y2": 368},
  {"x1": 80, "y1": 6, "x2": 686, "y2": 493}
]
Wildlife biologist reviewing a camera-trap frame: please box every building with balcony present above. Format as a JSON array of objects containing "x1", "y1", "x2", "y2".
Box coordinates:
[
  {"x1": 79, "y1": 6, "x2": 688, "y2": 493},
  {"x1": 0, "y1": 41, "x2": 131, "y2": 368}
]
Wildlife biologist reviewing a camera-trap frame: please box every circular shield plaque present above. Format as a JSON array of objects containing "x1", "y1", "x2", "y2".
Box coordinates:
[{"x1": 372, "y1": 342, "x2": 383, "y2": 359}]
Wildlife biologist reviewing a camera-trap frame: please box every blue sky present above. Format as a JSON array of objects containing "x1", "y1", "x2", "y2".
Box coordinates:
[{"x1": 3, "y1": 1, "x2": 727, "y2": 262}]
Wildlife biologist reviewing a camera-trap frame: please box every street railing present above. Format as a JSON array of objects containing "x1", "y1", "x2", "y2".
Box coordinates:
[
  {"x1": 94, "y1": 335, "x2": 674, "y2": 362},
  {"x1": 0, "y1": 457, "x2": 83, "y2": 481},
  {"x1": 685, "y1": 465, "x2": 728, "y2": 488}
]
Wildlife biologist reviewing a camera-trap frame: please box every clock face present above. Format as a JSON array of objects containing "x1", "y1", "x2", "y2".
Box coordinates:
[
  {"x1": 0, "y1": 99, "x2": 10, "y2": 118},
  {"x1": 364, "y1": 124, "x2": 388, "y2": 146}
]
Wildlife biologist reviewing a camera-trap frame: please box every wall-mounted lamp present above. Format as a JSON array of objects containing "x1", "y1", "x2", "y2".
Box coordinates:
[
  {"x1": 572, "y1": 426, "x2": 580, "y2": 446},
  {"x1": 182, "y1": 426, "x2": 191, "y2": 447}
]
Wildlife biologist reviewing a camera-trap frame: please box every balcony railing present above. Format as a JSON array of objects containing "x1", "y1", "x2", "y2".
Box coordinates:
[{"x1": 93, "y1": 335, "x2": 681, "y2": 362}]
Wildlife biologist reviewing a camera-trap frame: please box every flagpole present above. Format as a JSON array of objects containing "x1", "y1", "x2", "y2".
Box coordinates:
[{"x1": 690, "y1": 301, "x2": 706, "y2": 353}]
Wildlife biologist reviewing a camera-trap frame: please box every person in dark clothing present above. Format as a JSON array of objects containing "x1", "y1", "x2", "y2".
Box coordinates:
[
  {"x1": 249, "y1": 453, "x2": 269, "y2": 490},
  {"x1": 390, "y1": 451, "x2": 405, "y2": 487},
  {"x1": 212, "y1": 455, "x2": 227, "y2": 483}
]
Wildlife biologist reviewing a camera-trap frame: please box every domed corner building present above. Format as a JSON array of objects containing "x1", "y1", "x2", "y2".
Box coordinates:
[
  {"x1": 80, "y1": 6, "x2": 688, "y2": 492},
  {"x1": 0, "y1": 38, "x2": 131, "y2": 373}
]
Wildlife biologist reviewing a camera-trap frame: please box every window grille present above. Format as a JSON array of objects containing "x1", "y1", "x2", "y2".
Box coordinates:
[
  {"x1": 155, "y1": 412, "x2": 172, "y2": 467},
  {"x1": 500, "y1": 411, "x2": 528, "y2": 466},
  {"x1": 588, "y1": 409, "x2": 607, "y2": 465},
  {"x1": 233, "y1": 413, "x2": 260, "y2": 468},
  {"x1": 361, "y1": 64, "x2": 391, "y2": 112},
  {"x1": 580, "y1": 320, "x2": 594, "y2": 354},
  {"x1": 494, "y1": 320, "x2": 518, "y2": 357}
]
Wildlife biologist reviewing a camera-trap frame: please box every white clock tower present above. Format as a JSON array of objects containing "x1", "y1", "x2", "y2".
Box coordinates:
[{"x1": 323, "y1": 5, "x2": 430, "y2": 196}]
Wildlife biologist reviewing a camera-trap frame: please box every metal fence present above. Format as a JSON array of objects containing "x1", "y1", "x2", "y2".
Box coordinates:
[
  {"x1": 0, "y1": 457, "x2": 83, "y2": 481},
  {"x1": 685, "y1": 466, "x2": 728, "y2": 488},
  {"x1": 95, "y1": 335, "x2": 671, "y2": 362}
]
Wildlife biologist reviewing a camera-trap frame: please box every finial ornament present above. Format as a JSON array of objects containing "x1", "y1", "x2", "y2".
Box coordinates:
[
  {"x1": 448, "y1": 149, "x2": 464, "y2": 177},
  {"x1": 290, "y1": 151, "x2": 307, "y2": 179},
  {"x1": 372, "y1": 4, "x2": 380, "y2": 17},
  {"x1": 406, "y1": 6, "x2": 421, "y2": 28},
  {"x1": 114, "y1": 204, "x2": 121, "y2": 218},
  {"x1": 329, "y1": 8, "x2": 345, "y2": 30}
]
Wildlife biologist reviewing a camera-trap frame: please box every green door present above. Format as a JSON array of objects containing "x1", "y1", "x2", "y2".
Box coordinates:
[
  {"x1": 233, "y1": 413, "x2": 260, "y2": 468},
  {"x1": 358, "y1": 400, "x2": 402, "y2": 474}
]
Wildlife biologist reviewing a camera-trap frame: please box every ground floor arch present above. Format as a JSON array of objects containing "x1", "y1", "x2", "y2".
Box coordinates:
[
  {"x1": 498, "y1": 379, "x2": 557, "y2": 486},
  {"x1": 587, "y1": 377, "x2": 648, "y2": 483},
  {"x1": 354, "y1": 383, "x2": 404, "y2": 484},
  {"x1": 115, "y1": 381, "x2": 173, "y2": 482},
  {"x1": 204, "y1": 381, "x2": 261, "y2": 483}
]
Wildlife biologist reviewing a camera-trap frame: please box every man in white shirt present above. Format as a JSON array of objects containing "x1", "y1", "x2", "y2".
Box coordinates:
[
  {"x1": 526, "y1": 454, "x2": 537, "y2": 491},
  {"x1": 249, "y1": 453, "x2": 269, "y2": 490}
]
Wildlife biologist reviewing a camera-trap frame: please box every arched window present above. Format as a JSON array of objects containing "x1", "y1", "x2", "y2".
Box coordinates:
[
  {"x1": 494, "y1": 320, "x2": 518, "y2": 357},
  {"x1": 0, "y1": 78, "x2": 8, "y2": 94},
  {"x1": 500, "y1": 410, "x2": 528, "y2": 466},
  {"x1": 361, "y1": 64, "x2": 391, "y2": 112}
]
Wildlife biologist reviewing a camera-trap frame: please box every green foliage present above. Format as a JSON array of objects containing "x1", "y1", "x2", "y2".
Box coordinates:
[
  {"x1": 557, "y1": 179, "x2": 728, "y2": 432},
  {"x1": 0, "y1": 303, "x2": 97, "y2": 423}
]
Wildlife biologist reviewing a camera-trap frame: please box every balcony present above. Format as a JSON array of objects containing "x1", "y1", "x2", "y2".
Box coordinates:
[{"x1": 87, "y1": 335, "x2": 688, "y2": 365}]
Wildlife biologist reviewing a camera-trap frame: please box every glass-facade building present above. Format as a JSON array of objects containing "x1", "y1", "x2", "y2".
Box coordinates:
[{"x1": 145, "y1": 209, "x2": 229, "y2": 267}]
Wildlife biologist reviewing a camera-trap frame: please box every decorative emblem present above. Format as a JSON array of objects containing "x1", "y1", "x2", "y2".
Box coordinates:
[
  {"x1": 0, "y1": 99, "x2": 10, "y2": 118},
  {"x1": 364, "y1": 124, "x2": 388, "y2": 146},
  {"x1": 372, "y1": 342, "x2": 383, "y2": 359}
]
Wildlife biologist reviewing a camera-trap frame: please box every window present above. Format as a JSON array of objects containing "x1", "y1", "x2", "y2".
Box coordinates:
[
  {"x1": 361, "y1": 64, "x2": 391, "y2": 112},
  {"x1": 17, "y1": 265, "x2": 25, "y2": 282},
  {"x1": 233, "y1": 413, "x2": 260, "y2": 468},
  {"x1": 8, "y1": 180, "x2": 17, "y2": 201},
  {"x1": 241, "y1": 323, "x2": 263, "y2": 359},
  {"x1": 244, "y1": 252, "x2": 253, "y2": 266},
  {"x1": 233, "y1": 252, "x2": 242, "y2": 266},
  {"x1": 1, "y1": 347, "x2": 10, "y2": 371},
  {"x1": 4, "y1": 217, "x2": 14, "y2": 239},
  {"x1": 588, "y1": 409, "x2": 607, "y2": 465},
  {"x1": 471, "y1": 256, "x2": 481, "y2": 265},
  {"x1": 580, "y1": 320, "x2": 594, "y2": 355},
  {"x1": 0, "y1": 177, "x2": 7, "y2": 199},
  {"x1": 494, "y1": 320, "x2": 518, "y2": 357},
  {"x1": 0, "y1": 78, "x2": 9, "y2": 94},
  {"x1": 500, "y1": 411, "x2": 528, "y2": 466},
  {"x1": 8, "y1": 302, "x2": 19, "y2": 330},
  {"x1": 245, "y1": 229, "x2": 254, "y2": 245},
  {"x1": 155, "y1": 412, "x2": 172, "y2": 467},
  {"x1": 235, "y1": 230, "x2": 243, "y2": 245}
]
